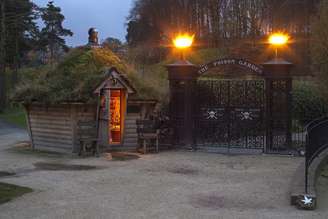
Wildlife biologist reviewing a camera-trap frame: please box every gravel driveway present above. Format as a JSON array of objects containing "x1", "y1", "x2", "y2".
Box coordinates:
[{"x1": 0, "y1": 120, "x2": 327, "y2": 219}]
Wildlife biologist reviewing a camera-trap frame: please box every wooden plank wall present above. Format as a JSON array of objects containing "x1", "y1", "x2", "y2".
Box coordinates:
[
  {"x1": 28, "y1": 105, "x2": 74, "y2": 153},
  {"x1": 122, "y1": 113, "x2": 140, "y2": 150},
  {"x1": 27, "y1": 103, "x2": 158, "y2": 153},
  {"x1": 27, "y1": 104, "x2": 97, "y2": 153},
  {"x1": 72, "y1": 105, "x2": 97, "y2": 152}
]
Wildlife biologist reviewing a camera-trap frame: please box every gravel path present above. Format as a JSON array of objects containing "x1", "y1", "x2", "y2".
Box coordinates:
[{"x1": 0, "y1": 120, "x2": 328, "y2": 219}]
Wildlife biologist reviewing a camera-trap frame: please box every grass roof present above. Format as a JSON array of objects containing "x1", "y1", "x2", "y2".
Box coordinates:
[{"x1": 13, "y1": 47, "x2": 160, "y2": 104}]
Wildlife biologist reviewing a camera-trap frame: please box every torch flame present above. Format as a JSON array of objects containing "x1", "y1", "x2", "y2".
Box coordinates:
[
  {"x1": 269, "y1": 33, "x2": 289, "y2": 46},
  {"x1": 173, "y1": 34, "x2": 194, "y2": 49}
]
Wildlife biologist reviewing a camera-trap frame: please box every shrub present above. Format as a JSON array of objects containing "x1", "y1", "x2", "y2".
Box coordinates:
[
  {"x1": 311, "y1": 0, "x2": 328, "y2": 103},
  {"x1": 292, "y1": 81, "x2": 327, "y2": 126}
]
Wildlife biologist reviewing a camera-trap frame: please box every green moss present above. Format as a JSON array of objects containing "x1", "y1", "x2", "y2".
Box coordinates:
[
  {"x1": 0, "y1": 182, "x2": 33, "y2": 205},
  {"x1": 13, "y1": 47, "x2": 159, "y2": 104}
]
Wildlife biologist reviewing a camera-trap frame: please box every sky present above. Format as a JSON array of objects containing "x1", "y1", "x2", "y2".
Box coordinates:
[{"x1": 32, "y1": 0, "x2": 134, "y2": 47}]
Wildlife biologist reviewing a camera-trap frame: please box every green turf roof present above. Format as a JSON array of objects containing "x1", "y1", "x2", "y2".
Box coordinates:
[{"x1": 13, "y1": 47, "x2": 159, "y2": 104}]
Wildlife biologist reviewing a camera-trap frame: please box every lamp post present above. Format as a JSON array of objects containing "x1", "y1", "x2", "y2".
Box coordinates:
[
  {"x1": 166, "y1": 34, "x2": 198, "y2": 148},
  {"x1": 263, "y1": 32, "x2": 293, "y2": 152},
  {"x1": 268, "y1": 33, "x2": 289, "y2": 59},
  {"x1": 173, "y1": 34, "x2": 194, "y2": 60}
]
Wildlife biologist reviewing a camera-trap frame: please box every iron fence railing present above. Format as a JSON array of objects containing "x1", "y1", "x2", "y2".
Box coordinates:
[
  {"x1": 305, "y1": 117, "x2": 328, "y2": 193},
  {"x1": 292, "y1": 119, "x2": 307, "y2": 152}
]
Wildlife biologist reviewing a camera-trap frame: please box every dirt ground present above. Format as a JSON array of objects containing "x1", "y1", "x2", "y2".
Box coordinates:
[{"x1": 0, "y1": 120, "x2": 328, "y2": 219}]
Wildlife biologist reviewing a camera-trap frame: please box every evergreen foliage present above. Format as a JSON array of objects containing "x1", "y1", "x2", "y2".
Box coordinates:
[
  {"x1": 39, "y1": 1, "x2": 73, "y2": 63},
  {"x1": 0, "y1": 0, "x2": 39, "y2": 111},
  {"x1": 292, "y1": 81, "x2": 327, "y2": 126},
  {"x1": 102, "y1": 37, "x2": 124, "y2": 53},
  {"x1": 311, "y1": 0, "x2": 328, "y2": 103},
  {"x1": 2, "y1": 0, "x2": 39, "y2": 66}
]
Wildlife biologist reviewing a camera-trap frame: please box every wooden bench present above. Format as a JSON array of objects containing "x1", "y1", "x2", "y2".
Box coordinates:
[
  {"x1": 136, "y1": 120, "x2": 159, "y2": 154},
  {"x1": 77, "y1": 121, "x2": 99, "y2": 157}
]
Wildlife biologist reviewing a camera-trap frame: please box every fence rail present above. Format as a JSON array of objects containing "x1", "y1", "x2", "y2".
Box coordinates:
[{"x1": 305, "y1": 117, "x2": 328, "y2": 193}]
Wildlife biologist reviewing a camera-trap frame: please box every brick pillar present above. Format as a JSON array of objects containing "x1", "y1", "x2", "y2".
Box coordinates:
[
  {"x1": 166, "y1": 60, "x2": 199, "y2": 147},
  {"x1": 262, "y1": 59, "x2": 293, "y2": 152}
]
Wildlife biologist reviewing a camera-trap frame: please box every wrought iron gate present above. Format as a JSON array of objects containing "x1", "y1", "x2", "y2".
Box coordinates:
[{"x1": 194, "y1": 79, "x2": 266, "y2": 150}]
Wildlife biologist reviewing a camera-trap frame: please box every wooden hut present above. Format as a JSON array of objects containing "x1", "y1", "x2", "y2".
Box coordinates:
[
  {"x1": 14, "y1": 31, "x2": 160, "y2": 154},
  {"x1": 24, "y1": 68, "x2": 157, "y2": 153}
]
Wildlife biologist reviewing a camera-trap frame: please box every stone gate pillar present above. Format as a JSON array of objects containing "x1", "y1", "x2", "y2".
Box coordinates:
[
  {"x1": 262, "y1": 59, "x2": 293, "y2": 152},
  {"x1": 166, "y1": 60, "x2": 199, "y2": 147}
]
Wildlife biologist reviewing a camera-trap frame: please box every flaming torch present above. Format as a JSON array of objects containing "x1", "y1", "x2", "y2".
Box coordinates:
[
  {"x1": 173, "y1": 34, "x2": 194, "y2": 60},
  {"x1": 268, "y1": 33, "x2": 289, "y2": 58}
]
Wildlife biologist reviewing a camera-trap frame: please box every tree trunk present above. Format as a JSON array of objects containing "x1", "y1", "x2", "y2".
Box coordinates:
[
  {"x1": 12, "y1": 17, "x2": 19, "y2": 88},
  {"x1": 0, "y1": 0, "x2": 6, "y2": 112}
]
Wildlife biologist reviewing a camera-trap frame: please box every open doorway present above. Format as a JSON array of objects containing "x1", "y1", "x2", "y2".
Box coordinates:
[{"x1": 109, "y1": 90, "x2": 123, "y2": 144}]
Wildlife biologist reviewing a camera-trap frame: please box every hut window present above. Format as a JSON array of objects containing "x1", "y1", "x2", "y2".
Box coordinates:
[{"x1": 109, "y1": 90, "x2": 122, "y2": 144}]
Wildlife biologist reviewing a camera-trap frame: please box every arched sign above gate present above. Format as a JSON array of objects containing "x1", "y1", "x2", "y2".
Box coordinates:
[{"x1": 198, "y1": 58, "x2": 264, "y2": 75}]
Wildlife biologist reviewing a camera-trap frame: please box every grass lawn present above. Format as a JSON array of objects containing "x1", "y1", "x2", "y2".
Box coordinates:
[
  {"x1": 0, "y1": 107, "x2": 26, "y2": 128},
  {"x1": 0, "y1": 182, "x2": 33, "y2": 204}
]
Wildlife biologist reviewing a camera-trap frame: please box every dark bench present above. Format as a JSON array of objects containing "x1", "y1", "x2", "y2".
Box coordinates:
[
  {"x1": 77, "y1": 121, "x2": 99, "y2": 156},
  {"x1": 136, "y1": 120, "x2": 159, "y2": 154}
]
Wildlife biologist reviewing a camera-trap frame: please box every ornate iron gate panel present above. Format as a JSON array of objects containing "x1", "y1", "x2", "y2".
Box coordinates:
[{"x1": 194, "y1": 80, "x2": 265, "y2": 150}]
